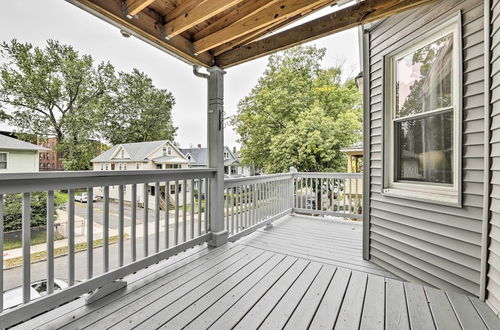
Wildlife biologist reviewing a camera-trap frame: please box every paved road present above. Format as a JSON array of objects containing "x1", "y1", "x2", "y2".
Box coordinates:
[
  {"x1": 73, "y1": 200, "x2": 172, "y2": 229},
  {"x1": 3, "y1": 222, "x2": 202, "y2": 291}
]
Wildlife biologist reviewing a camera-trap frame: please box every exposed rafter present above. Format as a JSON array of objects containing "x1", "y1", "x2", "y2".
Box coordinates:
[
  {"x1": 216, "y1": 0, "x2": 439, "y2": 68},
  {"x1": 126, "y1": 0, "x2": 156, "y2": 16},
  {"x1": 193, "y1": 0, "x2": 336, "y2": 55},
  {"x1": 164, "y1": 0, "x2": 246, "y2": 39},
  {"x1": 213, "y1": 0, "x2": 332, "y2": 56},
  {"x1": 193, "y1": 0, "x2": 278, "y2": 41},
  {"x1": 68, "y1": 0, "x2": 213, "y2": 67}
]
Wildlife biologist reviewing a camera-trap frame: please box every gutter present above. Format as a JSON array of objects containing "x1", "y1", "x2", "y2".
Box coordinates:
[{"x1": 480, "y1": 0, "x2": 492, "y2": 302}]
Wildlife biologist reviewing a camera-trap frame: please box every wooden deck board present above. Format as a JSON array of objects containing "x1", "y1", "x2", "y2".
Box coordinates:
[{"x1": 14, "y1": 214, "x2": 498, "y2": 330}]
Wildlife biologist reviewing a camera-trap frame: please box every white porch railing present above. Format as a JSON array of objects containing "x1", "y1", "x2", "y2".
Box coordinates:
[
  {"x1": 293, "y1": 172, "x2": 363, "y2": 219},
  {"x1": 224, "y1": 173, "x2": 294, "y2": 241},
  {"x1": 0, "y1": 170, "x2": 362, "y2": 328},
  {"x1": 0, "y1": 169, "x2": 214, "y2": 328},
  {"x1": 223, "y1": 172, "x2": 363, "y2": 241}
]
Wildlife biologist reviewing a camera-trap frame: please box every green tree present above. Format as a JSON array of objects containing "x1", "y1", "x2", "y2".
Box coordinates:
[
  {"x1": 268, "y1": 104, "x2": 360, "y2": 173},
  {"x1": 0, "y1": 39, "x2": 116, "y2": 170},
  {"x1": 234, "y1": 45, "x2": 361, "y2": 173},
  {"x1": 99, "y1": 69, "x2": 177, "y2": 145},
  {"x1": 3, "y1": 192, "x2": 64, "y2": 232}
]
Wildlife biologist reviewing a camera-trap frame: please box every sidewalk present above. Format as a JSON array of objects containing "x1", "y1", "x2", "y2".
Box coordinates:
[
  {"x1": 2, "y1": 211, "x2": 119, "y2": 262},
  {"x1": 2, "y1": 210, "x2": 202, "y2": 265}
]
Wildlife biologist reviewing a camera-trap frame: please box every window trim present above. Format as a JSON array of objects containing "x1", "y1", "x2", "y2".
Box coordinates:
[
  {"x1": 382, "y1": 13, "x2": 463, "y2": 206},
  {"x1": 0, "y1": 152, "x2": 9, "y2": 170}
]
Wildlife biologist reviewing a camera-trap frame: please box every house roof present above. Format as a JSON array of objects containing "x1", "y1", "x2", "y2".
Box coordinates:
[
  {"x1": 0, "y1": 134, "x2": 49, "y2": 151},
  {"x1": 152, "y1": 155, "x2": 188, "y2": 164},
  {"x1": 341, "y1": 142, "x2": 363, "y2": 153},
  {"x1": 181, "y1": 146, "x2": 241, "y2": 167},
  {"x1": 66, "y1": 1, "x2": 433, "y2": 69},
  {"x1": 224, "y1": 158, "x2": 239, "y2": 166},
  {"x1": 180, "y1": 147, "x2": 208, "y2": 166},
  {"x1": 91, "y1": 140, "x2": 181, "y2": 162}
]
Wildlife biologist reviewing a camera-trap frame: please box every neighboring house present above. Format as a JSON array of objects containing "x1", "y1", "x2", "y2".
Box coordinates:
[
  {"x1": 233, "y1": 149, "x2": 261, "y2": 176},
  {"x1": 360, "y1": 0, "x2": 500, "y2": 314},
  {"x1": 341, "y1": 142, "x2": 363, "y2": 174},
  {"x1": 181, "y1": 145, "x2": 249, "y2": 177},
  {"x1": 341, "y1": 142, "x2": 363, "y2": 198},
  {"x1": 91, "y1": 140, "x2": 190, "y2": 208},
  {"x1": 38, "y1": 137, "x2": 64, "y2": 171},
  {"x1": 180, "y1": 144, "x2": 208, "y2": 169},
  {"x1": 0, "y1": 134, "x2": 49, "y2": 173}
]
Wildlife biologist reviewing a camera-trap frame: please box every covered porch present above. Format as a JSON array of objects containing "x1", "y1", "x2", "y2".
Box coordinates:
[
  {"x1": 1, "y1": 0, "x2": 500, "y2": 327},
  {"x1": 14, "y1": 214, "x2": 500, "y2": 330}
]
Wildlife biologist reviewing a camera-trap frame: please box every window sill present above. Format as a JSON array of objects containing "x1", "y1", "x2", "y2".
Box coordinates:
[{"x1": 382, "y1": 187, "x2": 461, "y2": 208}]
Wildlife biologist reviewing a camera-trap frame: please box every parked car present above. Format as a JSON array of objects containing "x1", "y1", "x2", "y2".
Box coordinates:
[
  {"x1": 74, "y1": 192, "x2": 97, "y2": 203},
  {"x1": 306, "y1": 198, "x2": 316, "y2": 209},
  {"x1": 3, "y1": 279, "x2": 68, "y2": 310}
]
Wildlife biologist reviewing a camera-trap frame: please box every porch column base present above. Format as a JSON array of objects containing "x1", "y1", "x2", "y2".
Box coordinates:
[
  {"x1": 85, "y1": 280, "x2": 127, "y2": 304},
  {"x1": 209, "y1": 230, "x2": 228, "y2": 247}
]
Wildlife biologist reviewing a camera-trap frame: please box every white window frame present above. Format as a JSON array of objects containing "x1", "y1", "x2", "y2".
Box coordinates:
[
  {"x1": 0, "y1": 152, "x2": 8, "y2": 170},
  {"x1": 382, "y1": 14, "x2": 462, "y2": 206}
]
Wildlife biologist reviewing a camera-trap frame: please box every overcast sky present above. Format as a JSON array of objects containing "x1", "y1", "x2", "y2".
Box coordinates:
[{"x1": 0, "y1": 0, "x2": 360, "y2": 149}]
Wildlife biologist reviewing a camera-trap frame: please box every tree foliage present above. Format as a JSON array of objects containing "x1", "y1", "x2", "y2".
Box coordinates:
[
  {"x1": 0, "y1": 39, "x2": 115, "y2": 170},
  {"x1": 100, "y1": 69, "x2": 177, "y2": 145},
  {"x1": 233, "y1": 45, "x2": 362, "y2": 173},
  {"x1": 0, "y1": 40, "x2": 177, "y2": 170},
  {"x1": 3, "y1": 192, "x2": 64, "y2": 232}
]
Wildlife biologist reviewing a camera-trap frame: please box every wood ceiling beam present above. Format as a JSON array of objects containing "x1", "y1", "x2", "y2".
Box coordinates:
[
  {"x1": 193, "y1": 0, "x2": 278, "y2": 41},
  {"x1": 212, "y1": 0, "x2": 332, "y2": 56},
  {"x1": 193, "y1": 0, "x2": 336, "y2": 55},
  {"x1": 165, "y1": 0, "x2": 245, "y2": 39},
  {"x1": 126, "y1": 0, "x2": 156, "y2": 16},
  {"x1": 216, "y1": 0, "x2": 439, "y2": 68},
  {"x1": 68, "y1": 0, "x2": 213, "y2": 67},
  {"x1": 213, "y1": 18, "x2": 288, "y2": 56}
]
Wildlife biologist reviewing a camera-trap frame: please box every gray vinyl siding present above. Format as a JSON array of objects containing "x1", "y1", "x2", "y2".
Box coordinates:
[
  {"x1": 488, "y1": 0, "x2": 500, "y2": 315},
  {"x1": 367, "y1": 0, "x2": 485, "y2": 296}
]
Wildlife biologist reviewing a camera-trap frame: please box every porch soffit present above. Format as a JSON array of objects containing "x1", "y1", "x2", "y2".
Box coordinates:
[{"x1": 66, "y1": 0, "x2": 438, "y2": 69}]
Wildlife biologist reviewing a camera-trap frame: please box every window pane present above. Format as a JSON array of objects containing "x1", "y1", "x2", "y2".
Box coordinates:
[
  {"x1": 396, "y1": 33, "x2": 453, "y2": 118},
  {"x1": 395, "y1": 111, "x2": 453, "y2": 184}
]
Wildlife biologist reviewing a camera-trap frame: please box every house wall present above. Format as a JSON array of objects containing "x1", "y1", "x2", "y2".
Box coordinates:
[
  {"x1": 366, "y1": 0, "x2": 485, "y2": 295},
  {"x1": 92, "y1": 161, "x2": 190, "y2": 207},
  {"x1": 488, "y1": 0, "x2": 500, "y2": 315},
  {"x1": 0, "y1": 149, "x2": 39, "y2": 173}
]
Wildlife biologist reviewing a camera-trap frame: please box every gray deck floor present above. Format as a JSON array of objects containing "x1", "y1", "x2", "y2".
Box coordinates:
[{"x1": 15, "y1": 215, "x2": 500, "y2": 330}]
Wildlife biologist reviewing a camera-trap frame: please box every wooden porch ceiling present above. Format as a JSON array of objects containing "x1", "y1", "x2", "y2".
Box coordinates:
[{"x1": 67, "y1": 0, "x2": 438, "y2": 68}]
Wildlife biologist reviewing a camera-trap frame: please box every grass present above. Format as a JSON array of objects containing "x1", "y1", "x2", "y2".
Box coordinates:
[
  {"x1": 4, "y1": 235, "x2": 124, "y2": 268},
  {"x1": 177, "y1": 199, "x2": 206, "y2": 213},
  {"x1": 4, "y1": 231, "x2": 47, "y2": 251}
]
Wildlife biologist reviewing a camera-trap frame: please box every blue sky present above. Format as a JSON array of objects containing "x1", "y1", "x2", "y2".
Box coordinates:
[{"x1": 0, "y1": 0, "x2": 360, "y2": 148}]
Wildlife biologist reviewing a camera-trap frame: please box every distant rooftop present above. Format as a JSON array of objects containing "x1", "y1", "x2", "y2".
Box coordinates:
[
  {"x1": 91, "y1": 140, "x2": 184, "y2": 162},
  {"x1": 0, "y1": 134, "x2": 49, "y2": 151},
  {"x1": 341, "y1": 142, "x2": 363, "y2": 153}
]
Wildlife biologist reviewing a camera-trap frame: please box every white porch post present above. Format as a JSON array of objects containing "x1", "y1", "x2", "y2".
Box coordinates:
[{"x1": 207, "y1": 66, "x2": 228, "y2": 247}]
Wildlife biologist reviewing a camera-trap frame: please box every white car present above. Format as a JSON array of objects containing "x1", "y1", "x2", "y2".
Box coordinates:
[
  {"x1": 3, "y1": 279, "x2": 69, "y2": 310},
  {"x1": 74, "y1": 192, "x2": 97, "y2": 203}
]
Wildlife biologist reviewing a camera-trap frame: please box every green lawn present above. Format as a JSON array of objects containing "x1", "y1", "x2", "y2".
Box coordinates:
[{"x1": 177, "y1": 199, "x2": 206, "y2": 213}]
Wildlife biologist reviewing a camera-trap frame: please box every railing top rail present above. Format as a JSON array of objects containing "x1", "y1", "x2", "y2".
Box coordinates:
[
  {"x1": 224, "y1": 173, "x2": 293, "y2": 188},
  {"x1": 0, "y1": 168, "x2": 216, "y2": 194},
  {"x1": 294, "y1": 172, "x2": 363, "y2": 179}
]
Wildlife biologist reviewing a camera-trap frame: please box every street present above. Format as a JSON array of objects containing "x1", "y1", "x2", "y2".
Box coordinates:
[{"x1": 3, "y1": 222, "x2": 200, "y2": 291}]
